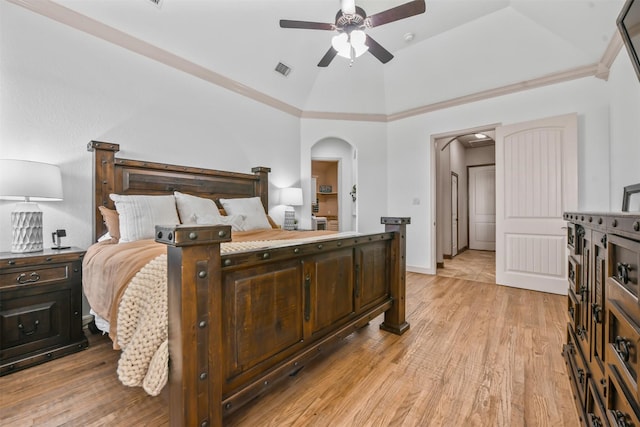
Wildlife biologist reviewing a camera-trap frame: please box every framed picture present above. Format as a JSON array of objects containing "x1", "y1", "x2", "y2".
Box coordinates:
[
  {"x1": 622, "y1": 183, "x2": 640, "y2": 211},
  {"x1": 319, "y1": 185, "x2": 333, "y2": 193}
]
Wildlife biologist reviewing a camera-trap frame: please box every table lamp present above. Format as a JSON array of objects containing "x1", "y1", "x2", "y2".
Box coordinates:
[
  {"x1": 0, "y1": 159, "x2": 63, "y2": 253},
  {"x1": 280, "y1": 187, "x2": 303, "y2": 231}
]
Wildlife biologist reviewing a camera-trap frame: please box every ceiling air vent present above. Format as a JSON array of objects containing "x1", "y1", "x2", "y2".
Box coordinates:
[{"x1": 275, "y1": 62, "x2": 292, "y2": 77}]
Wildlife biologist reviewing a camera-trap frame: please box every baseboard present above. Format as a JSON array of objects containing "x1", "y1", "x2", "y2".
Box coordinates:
[
  {"x1": 457, "y1": 246, "x2": 468, "y2": 254},
  {"x1": 443, "y1": 254, "x2": 452, "y2": 260},
  {"x1": 407, "y1": 265, "x2": 436, "y2": 275}
]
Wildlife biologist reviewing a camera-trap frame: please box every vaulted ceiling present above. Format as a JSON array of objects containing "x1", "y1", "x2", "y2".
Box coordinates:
[{"x1": 15, "y1": 0, "x2": 626, "y2": 118}]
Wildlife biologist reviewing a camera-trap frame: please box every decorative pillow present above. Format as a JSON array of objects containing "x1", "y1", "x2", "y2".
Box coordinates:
[
  {"x1": 109, "y1": 194, "x2": 180, "y2": 242},
  {"x1": 195, "y1": 213, "x2": 247, "y2": 231},
  {"x1": 174, "y1": 191, "x2": 221, "y2": 225},
  {"x1": 98, "y1": 206, "x2": 121, "y2": 241},
  {"x1": 219, "y1": 197, "x2": 272, "y2": 231}
]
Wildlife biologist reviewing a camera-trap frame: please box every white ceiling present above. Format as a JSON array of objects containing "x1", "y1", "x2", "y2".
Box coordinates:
[{"x1": 38, "y1": 0, "x2": 626, "y2": 116}]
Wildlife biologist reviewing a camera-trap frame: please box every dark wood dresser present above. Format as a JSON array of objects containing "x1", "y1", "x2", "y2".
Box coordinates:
[
  {"x1": 0, "y1": 247, "x2": 88, "y2": 375},
  {"x1": 563, "y1": 212, "x2": 640, "y2": 426}
]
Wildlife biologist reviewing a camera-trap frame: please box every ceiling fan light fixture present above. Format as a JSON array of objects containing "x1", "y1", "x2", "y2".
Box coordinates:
[
  {"x1": 332, "y1": 33, "x2": 351, "y2": 58},
  {"x1": 350, "y1": 30, "x2": 368, "y2": 56},
  {"x1": 332, "y1": 30, "x2": 368, "y2": 60}
]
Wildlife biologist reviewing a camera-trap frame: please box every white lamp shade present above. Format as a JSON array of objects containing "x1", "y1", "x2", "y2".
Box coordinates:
[
  {"x1": 0, "y1": 159, "x2": 63, "y2": 201},
  {"x1": 280, "y1": 187, "x2": 303, "y2": 206}
]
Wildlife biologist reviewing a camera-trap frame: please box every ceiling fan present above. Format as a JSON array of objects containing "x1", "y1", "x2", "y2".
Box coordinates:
[{"x1": 280, "y1": 0, "x2": 426, "y2": 67}]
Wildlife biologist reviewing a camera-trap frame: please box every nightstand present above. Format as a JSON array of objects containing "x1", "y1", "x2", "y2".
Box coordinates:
[{"x1": 0, "y1": 247, "x2": 88, "y2": 375}]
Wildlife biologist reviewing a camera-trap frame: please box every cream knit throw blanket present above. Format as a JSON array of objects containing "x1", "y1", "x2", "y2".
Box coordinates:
[{"x1": 117, "y1": 254, "x2": 168, "y2": 396}]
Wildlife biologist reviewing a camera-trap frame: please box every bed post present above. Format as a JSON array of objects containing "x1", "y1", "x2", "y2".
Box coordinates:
[
  {"x1": 251, "y1": 166, "x2": 271, "y2": 211},
  {"x1": 155, "y1": 224, "x2": 232, "y2": 427},
  {"x1": 87, "y1": 140, "x2": 120, "y2": 241},
  {"x1": 379, "y1": 217, "x2": 411, "y2": 335}
]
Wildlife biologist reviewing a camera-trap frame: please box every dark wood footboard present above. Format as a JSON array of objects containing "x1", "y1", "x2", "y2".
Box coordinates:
[{"x1": 156, "y1": 218, "x2": 410, "y2": 427}]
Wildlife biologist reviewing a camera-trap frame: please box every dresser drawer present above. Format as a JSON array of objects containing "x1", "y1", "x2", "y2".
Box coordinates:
[
  {"x1": 0, "y1": 286, "x2": 71, "y2": 361},
  {"x1": 568, "y1": 255, "x2": 582, "y2": 297},
  {"x1": 568, "y1": 288, "x2": 582, "y2": 333},
  {"x1": 606, "y1": 365, "x2": 640, "y2": 427},
  {"x1": 0, "y1": 263, "x2": 74, "y2": 290},
  {"x1": 565, "y1": 324, "x2": 589, "y2": 408},
  {"x1": 567, "y1": 222, "x2": 585, "y2": 256},
  {"x1": 606, "y1": 294, "x2": 640, "y2": 403},
  {"x1": 586, "y1": 377, "x2": 610, "y2": 427},
  {"x1": 608, "y1": 234, "x2": 640, "y2": 302}
]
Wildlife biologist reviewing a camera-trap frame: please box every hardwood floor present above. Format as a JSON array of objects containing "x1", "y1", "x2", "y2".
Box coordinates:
[
  {"x1": 0, "y1": 272, "x2": 578, "y2": 426},
  {"x1": 437, "y1": 249, "x2": 496, "y2": 284}
]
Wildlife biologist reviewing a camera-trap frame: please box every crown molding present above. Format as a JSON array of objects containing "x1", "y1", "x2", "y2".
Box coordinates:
[
  {"x1": 300, "y1": 111, "x2": 387, "y2": 122},
  {"x1": 595, "y1": 30, "x2": 623, "y2": 80},
  {"x1": 9, "y1": 0, "x2": 622, "y2": 124}
]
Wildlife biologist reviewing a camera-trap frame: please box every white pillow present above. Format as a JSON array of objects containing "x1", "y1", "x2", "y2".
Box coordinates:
[
  {"x1": 219, "y1": 197, "x2": 271, "y2": 231},
  {"x1": 196, "y1": 213, "x2": 247, "y2": 231},
  {"x1": 174, "y1": 191, "x2": 221, "y2": 225},
  {"x1": 109, "y1": 194, "x2": 180, "y2": 242}
]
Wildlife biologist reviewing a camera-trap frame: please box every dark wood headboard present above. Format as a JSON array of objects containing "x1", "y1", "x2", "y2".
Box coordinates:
[{"x1": 88, "y1": 141, "x2": 270, "y2": 241}]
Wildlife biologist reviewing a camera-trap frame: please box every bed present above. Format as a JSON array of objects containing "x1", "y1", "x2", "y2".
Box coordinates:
[{"x1": 86, "y1": 141, "x2": 410, "y2": 427}]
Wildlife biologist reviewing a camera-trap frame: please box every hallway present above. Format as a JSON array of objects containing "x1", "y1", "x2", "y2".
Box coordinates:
[{"x1": 436, "y1": 250, "x2": 496, "y2": 284}]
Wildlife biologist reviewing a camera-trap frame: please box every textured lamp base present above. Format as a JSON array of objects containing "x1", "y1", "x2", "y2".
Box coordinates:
[
  {"x1": 283, "y1": 209, "x2": 296, "y2": 231},
  {"x1": 11, "y1": 203, "x2": 43, "y2": 253}
]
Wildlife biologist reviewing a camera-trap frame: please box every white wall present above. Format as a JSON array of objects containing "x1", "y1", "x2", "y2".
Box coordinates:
[
  {"x1": 0, "y1": 1, "x2": 301, "y2": 255},
  {"x1": 608, "y1": 51, "x2": 640, "y2": 209}
]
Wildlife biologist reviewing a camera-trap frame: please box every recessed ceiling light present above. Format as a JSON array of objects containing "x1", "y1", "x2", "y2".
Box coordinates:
[
  {"x1": 474, "y1": 133, "x2": 488, "y2": 139},
  {"x1": 403, "y1": 32, "x2": 415, "y2": 42}
]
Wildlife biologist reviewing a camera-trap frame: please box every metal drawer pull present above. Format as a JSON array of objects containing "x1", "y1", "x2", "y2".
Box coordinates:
[
  {"x1": 18, "y1": 319, "x2": 39, "y2": 336},
  {"x1": 614, "y1": 336, "x2": 632, "y2": 362},
  {"x1": 617, "y1": 263, "x2": 632, "y2": 285},
  {"x1": 613, "y1": 410, "x2": 630, "y2": 427},
  {"x1": 16, "y1": 272, "x2": 41, "y2": 284},
  {"x1": 588, "y1": 413, "x2": 603, "y2": 427},
  {"x1": 591, "y1": 304, "x2": 603, "y2": 324}
]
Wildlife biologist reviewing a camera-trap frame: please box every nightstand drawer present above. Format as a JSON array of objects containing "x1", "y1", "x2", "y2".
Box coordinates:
[
  {"x1": 0, "y1": 287, "x2": 70, "y2": 360},
  {"x1": 0, "y1": 263, "x2": 72, "y2": 289}
]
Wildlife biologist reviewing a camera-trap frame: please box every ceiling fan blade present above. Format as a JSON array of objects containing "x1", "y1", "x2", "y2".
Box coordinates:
[
  {"x1": 318, "y1": 47, "x2": 338, "y2": 67},
  {"x1": 367, "y1": 0, "x2": 426, "y2": 28},
  {"x1": 279, "y1": 19, "x2": 335, "y2": 31},
  {"x1": 365, "y1": 35, "x2": 394, "y2": 64}
]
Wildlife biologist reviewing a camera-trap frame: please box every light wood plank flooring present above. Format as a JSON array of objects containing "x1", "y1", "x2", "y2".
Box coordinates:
[
  {"x1": 437, "y1": 249, "x2": 496, "y2": 284},
  {"x1": 0, "y1": 273, "x2": 577, "y2": 426}
]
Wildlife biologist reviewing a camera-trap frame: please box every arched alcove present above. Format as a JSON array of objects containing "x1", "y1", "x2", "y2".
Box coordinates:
[{"x1": 311, "y1": 138, "x2": 357, "y2": 232}]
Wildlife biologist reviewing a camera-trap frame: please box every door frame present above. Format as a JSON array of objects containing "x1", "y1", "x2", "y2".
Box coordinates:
[
  {"x1": 430, "y1": 123, "x2": 501, "y2": 274},
  {"x1": 451, "y1": 171, "x2": 459, "y2": 257}
]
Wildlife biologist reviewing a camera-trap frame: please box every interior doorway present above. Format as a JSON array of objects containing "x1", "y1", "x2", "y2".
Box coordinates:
[
  {"x1": 310, "y1": 138, "x2": 357, "y2": 232},
  {"x1": 434, "y1": 127, "x2": 496, "y2": 277}
]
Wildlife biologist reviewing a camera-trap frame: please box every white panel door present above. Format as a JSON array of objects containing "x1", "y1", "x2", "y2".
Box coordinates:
[
  {"x1": 496, "y1": 113, "x2": 577, "y2": 295},
  {"x1": 469, "y1": 165, "x2": 496, "y2": 251}
]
